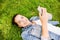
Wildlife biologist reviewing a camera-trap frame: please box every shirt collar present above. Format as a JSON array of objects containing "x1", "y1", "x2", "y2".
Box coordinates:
[{"x1": 22, "y1": 24, "x2": 32, "y2": 31}]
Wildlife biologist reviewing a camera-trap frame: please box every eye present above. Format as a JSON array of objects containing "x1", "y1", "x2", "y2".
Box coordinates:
[{"x1": 21, "y1": 16, "x2": 24, "y2": 19}]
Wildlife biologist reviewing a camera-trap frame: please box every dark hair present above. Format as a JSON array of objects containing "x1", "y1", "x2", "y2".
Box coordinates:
[{"x1": 12, "y1": 14, "x2": 19, "y2": 26}]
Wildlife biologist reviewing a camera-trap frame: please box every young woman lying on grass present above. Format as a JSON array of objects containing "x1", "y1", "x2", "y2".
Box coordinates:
[{"x1": 12, "y1": 7, "x2": 51, "y2": 40}]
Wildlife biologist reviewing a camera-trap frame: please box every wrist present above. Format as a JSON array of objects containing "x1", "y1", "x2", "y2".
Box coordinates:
[{"x1": 42, "y1": 22, "x2": 47, "y2": 25}]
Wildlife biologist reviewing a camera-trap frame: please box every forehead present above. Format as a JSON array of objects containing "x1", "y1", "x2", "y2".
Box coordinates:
[
  {"x1": 15, "y1": 15, "x2": 22, "y2": 22},
  {"x1": 16, "y1": 15, "x2": 22, "y2": 19}
]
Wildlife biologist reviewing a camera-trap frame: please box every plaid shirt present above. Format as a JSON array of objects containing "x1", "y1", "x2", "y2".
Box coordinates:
[{"x1": 21, "y1": 24, "x2": 51, "y2": 40}]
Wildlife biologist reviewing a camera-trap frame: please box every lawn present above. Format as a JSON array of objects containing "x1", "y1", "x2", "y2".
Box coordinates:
[{"x1": 0, "y1": 0, "x2": 60, "y2": 40}]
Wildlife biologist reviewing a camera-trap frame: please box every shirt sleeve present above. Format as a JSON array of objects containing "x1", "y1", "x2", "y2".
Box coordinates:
[{"x1": 41, "y1": 36, "x2": 51, "y2": 40}]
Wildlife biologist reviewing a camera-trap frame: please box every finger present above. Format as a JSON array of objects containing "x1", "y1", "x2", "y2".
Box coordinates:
[
  {"x1": 41, "y1": 7, "x2": 47, "y2": 15},
  {"x1": 39, "y1": 13, "x2": 42, "y2": 18},
  {"x1": 39, "y1": 7, "x2": 44, "y2": 16},
  {"x1": 43, "y1": 8, "x2": 47, "y2": 15}
]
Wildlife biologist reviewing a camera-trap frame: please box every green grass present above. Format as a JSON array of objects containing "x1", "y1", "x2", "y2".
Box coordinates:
[{"x1": 0, "y1": 0, "x2": 60, "y2": 40}]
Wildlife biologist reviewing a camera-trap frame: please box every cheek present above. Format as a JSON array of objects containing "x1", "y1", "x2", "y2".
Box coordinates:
[
  {"x1": 18, "y1": 22, "x2": 25, "y2": 26},
  {"x1": 18, "y1": 23, "x2": 23, "y2": 27}
]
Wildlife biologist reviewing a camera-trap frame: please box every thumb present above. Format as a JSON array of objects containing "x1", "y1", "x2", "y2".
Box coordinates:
[{"x1": 39, "y1": 13, "x2": 42, "y2": 19}]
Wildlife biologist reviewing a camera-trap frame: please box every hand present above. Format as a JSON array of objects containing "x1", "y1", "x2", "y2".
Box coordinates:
[{"x1": 39, "y1": 7, "x2": 48, "y2": 24}]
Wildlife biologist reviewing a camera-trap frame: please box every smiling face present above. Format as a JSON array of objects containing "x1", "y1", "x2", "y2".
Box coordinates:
[{"x1": 14, "y1": 14, "x2": 31, "y2": 27}]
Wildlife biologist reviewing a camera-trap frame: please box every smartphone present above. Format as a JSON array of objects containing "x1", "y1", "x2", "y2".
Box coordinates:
[{"x1": 37, "y1": 6, "x2": 43, "y2": 16}]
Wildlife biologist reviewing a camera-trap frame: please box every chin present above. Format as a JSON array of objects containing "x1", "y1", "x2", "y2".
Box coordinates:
[{"x1": 23, "y1": 25, "x2": 27, "y2": 27}]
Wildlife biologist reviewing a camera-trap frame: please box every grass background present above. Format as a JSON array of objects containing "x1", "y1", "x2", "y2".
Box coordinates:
[{"x1": 0, "y1": 0, "x2": 60, "y2": 40}]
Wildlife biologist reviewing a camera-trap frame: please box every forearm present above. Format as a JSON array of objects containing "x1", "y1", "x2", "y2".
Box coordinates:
[{"x1": 42, "y1": 23, "x2": 49, "y2": 38}]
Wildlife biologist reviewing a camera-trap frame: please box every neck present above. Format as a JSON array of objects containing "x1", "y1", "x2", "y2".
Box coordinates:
[
  {"x1": 23, "y1": 21, "x2": 32, "y2": 28},
  {"x1": 27, "y1": 21, "x2": 32, "y2": 26}
]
